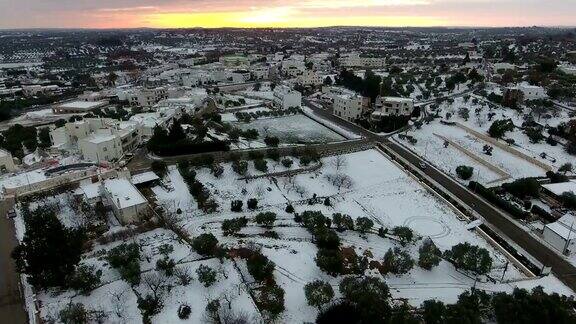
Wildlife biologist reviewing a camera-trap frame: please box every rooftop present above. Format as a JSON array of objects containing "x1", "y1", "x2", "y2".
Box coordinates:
[{"x1": 104, "y1": 178, "x2": 147, "y2": 209}]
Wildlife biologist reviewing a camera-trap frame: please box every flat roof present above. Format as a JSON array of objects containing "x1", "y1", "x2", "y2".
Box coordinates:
[
  {"x1": 131, "y1": 172, "x2": 160, "y2": 185},
  {"x1": 58, "y1": 100, "x2": 107, "y2": 110},
  {"x1": 104, "y1": 178, "x2": 147, "y2": 209},
  {"x1": 542, "y1": 181, "x2": 576, "y2": 197}
]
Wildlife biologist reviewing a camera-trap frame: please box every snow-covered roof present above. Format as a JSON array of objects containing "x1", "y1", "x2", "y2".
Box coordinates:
[
  {"x1": 542, "y1": 181, "x2": 576, "y2": 197},
  {"x1": 545, "y1": 214, "x2": 576, "y2": 240},
  {"x1": 75, "y1": 182, "x2": 101, "y2": 200},
  {"x1": 131, "y1": 172, "x2": 160, "y2": 185},
  {"x1": 104, "y1": 178, "x2": 147, "y2": 209},
  {"x1": 58, "y1": 100, "x2": 107, "y2": 110}
]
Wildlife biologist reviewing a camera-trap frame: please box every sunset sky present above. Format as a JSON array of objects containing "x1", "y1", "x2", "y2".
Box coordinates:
[{"x1": 0, "y1": 0, "x2": 574, "y2": 29}]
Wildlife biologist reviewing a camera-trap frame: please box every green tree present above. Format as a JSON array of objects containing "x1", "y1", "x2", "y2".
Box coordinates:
[
  {"x1": 304, "y1": 280, "x2": 334, "y2": 309},
  {"x1": 456, "y1": 165, "x2": 474, "y2": 180},
  {"x1": 339, "y1": 276, "x2": 391, "y2": 322},
  {"x1": 254, "y1": 212, "x2": 277, "y2": 228},
  {"x1": 196, "y1": 264, "x2": 217, "y2": 287},
  {"x1": 418, "y1": 238, "x2": 442, "y2": 270},
  {"x1": 192, "y1": 233, "x2": 218, "y2": 256},
  {"x1": 247, "y1": 251, "x2": 275, "y2": 282},
  {"x1": 443, "y1": 243, "x2": 492, "y2": 275},
  {"x1": 382, "y1": 247, "x2": 414, "y2": 275},
  {"x1": 355, "y1": 217, "x2": 374, "y2": 233},
  {"x1": 68, "y1": 264, "x2": 102, "y2": 295}
]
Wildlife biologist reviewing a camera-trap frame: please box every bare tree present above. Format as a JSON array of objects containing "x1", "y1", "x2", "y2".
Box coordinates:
[
  {"x1": 110, "y1": 288, "x2": 128, "y2": 319},
  {"x1": 174, "y1": 266, "x2": 193, "y2": 286},
  {"x1": 331, "y1": 155, "x2": 348, "y2": 172},
  {"x1": 141, "y1": 272, "x2": 170, "y2": 300}
]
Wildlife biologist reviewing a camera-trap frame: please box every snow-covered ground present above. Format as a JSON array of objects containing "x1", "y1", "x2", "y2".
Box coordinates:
[{"x1": 150, "y1": 149, "x2": 574, "y2": 321}]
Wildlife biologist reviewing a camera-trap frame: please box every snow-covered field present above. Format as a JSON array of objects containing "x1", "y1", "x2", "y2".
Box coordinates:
[
  {"x1": 149, "y1": 149, "x2": 573, "y2": 321},
  {"x1": 235, "y1": 114, "x2": 346, "y2": 144}
]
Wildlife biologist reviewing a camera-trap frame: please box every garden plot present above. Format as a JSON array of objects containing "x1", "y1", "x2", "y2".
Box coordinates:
[
  {"x1": 403, "y1": 121, "x2": 546, "y2": 181},
  {"x1": 150, "y1": 149, "x2": 573, "y2": 321},
  {"x1": 234, "y1": 114, "x2": 345, "y2": 144}
]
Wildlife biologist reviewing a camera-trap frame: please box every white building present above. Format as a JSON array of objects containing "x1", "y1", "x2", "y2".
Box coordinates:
[
  {"x1": 333, "y1": 94, "x2": 368, "y2": 122},
  {"x1": 118, "y1": 87, "x2": 169, "y2": 108},
  {"x1": 250, "y1": 65, "x2": 270, "y2": 80},
  {"x1": 0, "y1": 149, "x2": 16, "y2": 172},
  {"x1": 515, "y1": 84, "x2": 547, "y2": 101},
  {"x1": 52, "y1": 100, "x2": 108, "y2": 114},
  {"x1": 371, "y1": 96, "x2": 414, "y2": 120},
  {"x1": 219, "y1": 55, "x2": 250, "y2": 68},
  {"x1": 103, "y1": 178, "x2": 149, "y2": 224},
  {"x1": 297, "y1": 70, "x2": 324, "y2": 86},
  {"x1": 543, "y1": 213, "x2": 576, "y2": 254},
  {"x1": 273, "y1": 85, "x2": 302, "y2": 109}
]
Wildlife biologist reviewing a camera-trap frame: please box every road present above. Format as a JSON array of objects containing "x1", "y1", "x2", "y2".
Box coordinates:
[
  {"x1": 0, "y1": 199, "x2": 27, "y2": 324},
  {"x1": 303, "y1": 101, "x2": 576, "y2": 291}
]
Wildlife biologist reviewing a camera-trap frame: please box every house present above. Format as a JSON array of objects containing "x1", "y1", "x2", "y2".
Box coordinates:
[
  {"x1": 333, "y1": 94, "x2": 369, "y2": 122},
  {"x1": 543, "y1": 213, "x2": 576, "y2": 254},
  {"x1": 52, "y1": 100, "x2": 109, "y2": 114},
  {"x1": 273, "y1": 85, "x2": 302, "y2": 109},
  {"x1": 339, "y1": 53, "x2": 386, "y2": 68},
  {"x1": 504, "y1": 84, "x2": 547, "y2": 102},
  {"x1": 103, "y1": 178, "x2": 149, "y2": 224},
  {"x1": 371, "y1": 96, "x2": 414, "y2": 120},
  {"x1": 541, "y1": 181, "x2": 576, "y2": 201},
  {"x1": 118, "y1": 87, "x2": 169, "y2": 108},
  {"x1": 219, "y1": 55, "x2": 250, "y2": 68}
]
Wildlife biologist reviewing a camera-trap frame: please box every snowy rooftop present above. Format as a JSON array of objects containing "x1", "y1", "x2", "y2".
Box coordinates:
[
  {"x1": 75, "y1": 182, "x2": 101, "y2": 200},
  {"x1": 104, "y1": 178, "x2": 147, "y2": 209},
  {"x1": 546, "y1": 214, "x2": 576, "y2": 240},
  {"x1": 542, "y1": 181, "x2": 576, "y2": 196},
  {"x1": 0, "y1": 170, "x2": 46, "y2": 189},
  {"x1": 131, "y1": 172, "x2": 160, "y2": 185},
  {"x1": 58, "y1": 100, "x2": 107, "y2": 110}
]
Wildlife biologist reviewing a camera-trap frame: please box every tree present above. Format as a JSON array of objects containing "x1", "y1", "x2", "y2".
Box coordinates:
[
  {"x1": 247, "y1": 251, "x2": 275, "y2": 282},
  {"x1": 156, "y1": 257, "x2": 176, "y2": 277},
  {"x1": 68, "y1": 264, "x2": 102, "y2": 295},
  {"x1": 231, "y1": 200, "x2": 243, "y2": 212},
  {"x1": 232, "y1": 160, "x2": 248, "y2": 175},
  {"x1": 258, "y1": 284, "x2": 285, "y2": 320},
  {"x1": 422, "y1": 299, "x2": 446, "y2": 324},
  {"x1": 316, "y1": 302, "x2": 363, "y2": 324},
  {"x1": 264, "y1": 136, "x2": 280, "y2": 147},
  {"x1": 392, "y1": 226, "x2": 414, "y2": 246},
  {"x1": 315, "y1": 248, "x2": 343, "y2": 276},
  {"x1": 314, "y1": 229, "x2": 341, "y2": 250},
  {"x1": 382, "y1": 247, "x2": 414, "y2": 275},
  {"x1": 210, "y1": 163, "x2": 224, "y2": 178},
  {"x1": 59, "y1": 303, "x2": 90, "y2": 324},
  {"x1": 559, "y1": 163, "x2": 573, "y2": 174},
  {"x1": 221, "y1": 217, "x2": 248, "y2": 236},
  {"x1": 458, "y1": 107, "x2": 470, "y2": 121},
  {"x1": 281, "y1": 158, "x2": 293, "y2": 168},
  {"x1": 254, "y1": 212, "x2": 277, "y2": 228},
  {"x1": 456, "y1": 165, "x2": 474, "y2": 180},
  {"x1": 339, "y1": 276, "x2": 391, "y2": 322},
  {"x1": 107, "y1": 243, "x2": 141, "y2": 286},
  {"x1": 247, "y1": 198, "x2": 258, "y2": 210},
  {"x1": 196, "y1": 264, "x2": 217, "y2": 287},
  {"x1": 418, "y1": 239, "x2": 442, "y2": 270},
  {"x1": 254, "y1": 159, "x2": 268, "y2": 173},
  {"x1": 502, "y1": 178, "x2": 540, "y2": 199},
  {"x1": 525, "y1": 127, "x2": 545, "y2": 144},
  {"x1": 355, "y1": 217, "x2": 374, "y2": 234},
  {"x1": 332, "y1": 213, "x2": 354, "y2": 232},
  {"x1": 38, "y1": 127, "x2": 51, "y2": 148},
  {"x1": 488, "y1": 119, "x2": 514, "y2": 139},
  {"x1": 443, "y1": 242, "x2": 492, "y2": 275},
  {"x1": 12, "y1": 208, "x2": 86, "y2": 289},
  {"x1": 192, "y1": 233, "x2": 218, "y2": 256},
  {"x1": 304, "y1": 280, "x2": 334, "y2": 309},
  {"x1": 151, "y1": 161, "x2": 168, "y2": 178}
]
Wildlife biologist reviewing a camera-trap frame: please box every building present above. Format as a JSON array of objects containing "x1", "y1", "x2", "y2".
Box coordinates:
[
  {"x1": 219, "y1": 55, "x2": 250, "y2": 68},
  {"x1": 273, "y1": 85, "x2": 302, "y2": 109},
  {"x1": 0, "y1": 149, "x2": 16, "y2": 172},
  {"x1": 371, "y1": 96, "x2": 414, "y2": 120},
  {"x1": 541, "y1": 181, "x2": 576, "y2": 201},
  {"x1": 118, "y1": 87, "x2": 169, "y2": 108},
  {"x1": 333, "y1": 94, "x2": 368, "y2": 122},
  {"x1": 297, "y1": 70, "x2": 324, "y2": 86},
  {"x1": 504, "y1": 84, "x2": 547, "y2": 102},
  {"x1": 52, "y1": 100, "x2": 108, "y2": 114},
  {"x1": 543, "y1": 213, "x2": 576, "y2": 254},
  {"x1": 339, "y1": 53, "x2": 386, "y2": 68},
  {"x1": 103, "y1": 178, "x2": 149, "y2": 224}
]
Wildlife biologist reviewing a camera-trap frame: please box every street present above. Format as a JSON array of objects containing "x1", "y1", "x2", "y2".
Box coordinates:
[{"x1": 0, "y1": 198, "x2": 27, "y2": 324}]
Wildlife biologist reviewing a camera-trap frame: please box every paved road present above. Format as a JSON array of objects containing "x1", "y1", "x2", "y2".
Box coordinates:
[
  {"x1": 0, "y1": 199, "x2": 27, "y2": 324},
  {"x1": 303, "y1": 102, "x2": 576, "y2": 291}
]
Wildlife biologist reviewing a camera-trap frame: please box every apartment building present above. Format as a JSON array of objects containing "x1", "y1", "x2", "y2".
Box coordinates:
[
  {"x1": 273, "y1": 85, "x2": 302, "y2": 109},
  {"x1": 371, "y1": 96, "x2": 415, "y2": 120},
  {"x1": 297, "y1": 70, "x2": 324, "y2": 86},
  {"x1": 333, "y1": 94, "x2": 369, "y2": 122}
]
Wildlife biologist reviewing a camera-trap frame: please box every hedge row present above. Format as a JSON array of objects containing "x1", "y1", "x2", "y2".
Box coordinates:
[
  {"x1": 468, "y1": 181, "x2": 530, "y2": 220},
  {"x1": 530, "y1": 204, "x2": 556, "y2": 223},
  {"x1": 153, "y1": 140, "x2": 230, "y2": 157}
]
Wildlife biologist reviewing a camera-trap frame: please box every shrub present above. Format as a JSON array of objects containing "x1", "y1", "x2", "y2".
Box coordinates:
[
  {"x1": 210, "y1": 163, "x2": 224, "y2": 178},
  {"x1": 264, "y1": 136, "x2": 280, "y2": 147},
  {"x1": 231, "y1": 200, "x2": 243, "y2": 212},
  {"x1": 355, "y1": 217, "x2": 374, "y2": 233},
  {"x1": 156, "y1": 257, "x2": 176, "y2": 276},
  {"x1": 382, "y1": 248, "x2": 414, "y2": 275},
  {"x1": 151, "y1": 161, "x2": 168, "y2": 178},
  {"x1": 192, "y1": 233, "x2": 218, "y2": 256},
  {"x1": 285, "y1": 204, "x2": 295, "y2": 213},
  {"x1": 332, "y1": 213, "x2": 354, "y2": 232},
  {"x1": 561, "y1": 192, "x2": 576, "y2": 209},
  {"x1": 443, "y1": 242, "x2": 493, "y2": 275},
  {"x1": 488, "y1": 119, "x2": 514, "y2": 138},
  {"x1": 254, "y1": 159, "x2": 268, "y2": 173},
  {"x1": 178, "y1": 304, "x2": 191, "y2": 320},
  {"x1": 314, "y1": 229, "x2": 341, "y2": 250},
  {"x1": 339, "y1": 276, "x2": 391, "y2": 322},
  {"x1": 468, "y1": 182, "x2": 530, "y2": 220},
  {"x1": 304, "y1": 280, "x2": 334, "y2": 309},
  {"x1": 221, "y1": 217, "x2": 248, "y2": 236},
  {"x1": 258, "y1": 284, "x2": 285, "y2": 320},
  {"x1": 456, "y1": 165, "x2": 474, "y2": 180},
  {"x1": 247, "y1": 252, "x2": 275, "y2": 282},
  {"x1": 281, "y1": 158, "x2": 293, "y2": 168},
  {"x1": 232, "y1": 160, "x2": 248, "y2": 175},
  {"x1": 418, "y1": 239, "x2": 442, "y2": 270},
  {"x1": 254, "y1": 212, "x2": 277, "y2": 227},
  {"x1": 267, "y1": 149, "x2": 280, "y2": 161},
  {"x1": 247, "y1": 198, "x2": 258, "y2": 210},
  {"x1": 502, "y1": 178, "x2": 540, "y2": 199},
  {"x1": 138, "y1": 294, "x2": 163, "y2": 319},
  {"x1": 392, "y1": 226, "x2": 414, "y2": 246},
  {"x1": 196, "y1": 264, "x2": 217, "y2": 287}
]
